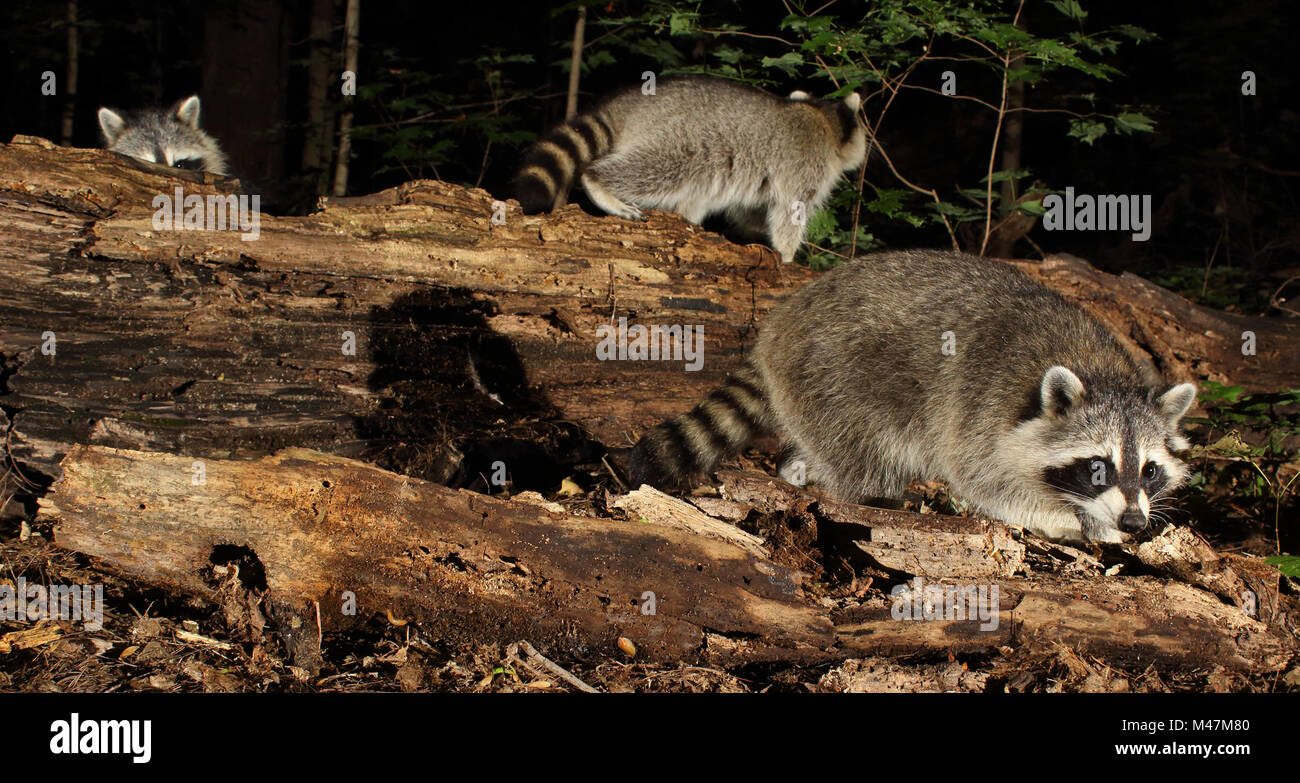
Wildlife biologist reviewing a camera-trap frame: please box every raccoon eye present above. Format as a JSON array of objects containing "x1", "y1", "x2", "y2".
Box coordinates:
[
  {"x1": 173, "y1": 158, "x2": 204, "y2": 171},
  {"x1": 1141, "y1": 462, "x2": 1159, "y2": 481}
]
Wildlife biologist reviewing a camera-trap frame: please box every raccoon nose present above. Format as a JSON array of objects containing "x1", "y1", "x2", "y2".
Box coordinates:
[{"x1": 1118, "y1": 509, "x2": 1147, "y2": 534}]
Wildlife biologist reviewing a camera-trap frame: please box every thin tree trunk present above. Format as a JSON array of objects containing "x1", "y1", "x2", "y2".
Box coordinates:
[
  {"x1": 564, "y1": 5, "x2": 587, "y2": 122},
  {"x1": 301, "y1": 0, "x2": 334, "y2": 194},
  {"x1": 991, "y1": 53, "x2": 1025, "y2": 258},
  {"x1": 331, "y1": 0, "x2": 361, "y2": 198},
  {"x1": 59, "y1": 1, "x2": 78, "y2": 146}
]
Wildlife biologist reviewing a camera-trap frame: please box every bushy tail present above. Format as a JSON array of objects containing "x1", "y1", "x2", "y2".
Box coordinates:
[
  {"x1": 628, "y1": 362, "x2": 772, "y2": 489},
  {"x1": 513, "y1": 111, "x2": 614, "y2": 213}
]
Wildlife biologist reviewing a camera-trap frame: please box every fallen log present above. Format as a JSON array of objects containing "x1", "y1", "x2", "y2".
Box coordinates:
[
  {"x1": 38, "y1": 444, "x2": 835, "y2": 667},
  {"x1": 707, "y1": 468, "x2": 1293, "y2": 670},
  {"x1": 0, "y1": 135, "x2": 808, "y2": 485},
  {"x1": 36, "y1": 446, "x2": 1295, "y2": 673},
  {"x1": 2, "y1": 135, "x2": 1296, "y2": 496},
  {"x1": 1010, "y1": 253, "x2": 1299, "y2": 392}
]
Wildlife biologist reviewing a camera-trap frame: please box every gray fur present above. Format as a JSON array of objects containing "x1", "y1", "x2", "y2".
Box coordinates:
[
  {"x1": 514, "y1": 76, "x2": 866, "y2": 263},
  {"x1": 629, "y1": 250, "x2": 1198, "y2": 543},
  {"x1": 97, "y1": 95, "x2": 229, "y2": 176}
]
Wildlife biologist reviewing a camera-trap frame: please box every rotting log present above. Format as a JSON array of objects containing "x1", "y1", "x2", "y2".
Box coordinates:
[
  {"x1": 2, "y1": 135, "x2": 1297, "y2": 493},
  {"x1": 38, "y1": 445, "x2": 835, "y2": 667},
  {"x1": 38, "y1": 445, "x2": 1295, "y2": 672},
  {"x1": 1010, "y1": 253, "x2": 1298, "y2": 392},
  {"x1": 0, "y1": 135, "x2": 809, "y2": 485},
  {"x1": 708, "y1": 468, "x2": 1294, "y2": 670}
]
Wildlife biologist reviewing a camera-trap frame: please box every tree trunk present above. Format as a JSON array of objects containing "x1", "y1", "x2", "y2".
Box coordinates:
[
  {"x1": 300, "y1": 0, "x2": 335, "y2": 193},
  {"x1": 564, "y1": 5, "x2": 587, "y2": 123},
  {"x1": 331, "y1": 0, "x2": 360, "y2": 197},
  {"x1": 202, "y1": 1, "x2": 290, "y2": 203},
  {"x1": 59, "y1": 1, "x2": 78, "y2": 147},
  {"x1": 990, "y1": 52, "x2": 1024, "y2": 258}
]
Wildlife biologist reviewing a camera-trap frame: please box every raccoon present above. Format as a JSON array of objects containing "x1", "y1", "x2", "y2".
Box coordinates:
[
  {"x1": 97, "y1": 95, "x2": 229, "y2": 176},
  {"x1": 513, "y1": 76, "x2": 866, "y2": 263},
  {"x1": 628, "y1": 250, "x2": 1198, "y2": 543}
]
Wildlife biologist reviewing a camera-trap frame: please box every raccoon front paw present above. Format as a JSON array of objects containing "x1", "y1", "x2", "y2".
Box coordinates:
[{"x1": 612, "y1": 204, "x2": 644, "y2": 221}]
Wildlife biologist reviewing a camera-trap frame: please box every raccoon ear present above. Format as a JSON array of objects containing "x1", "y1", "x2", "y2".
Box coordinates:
[
  {"x1": 1040, "y1": 366, "x2": 1085, "y2": 418},
  {"x1": 843, "y1": 92, "x2": 861, "y2": 112},
  {"x1": 1157, "y1": 382, "x2": 1197, "y2": 423},
  {"x1": 174, "y1": 95, "x2": 202, "y2": 128},
  {"x1": 788, "y1": 90, "x2": 813, "y2": 102},
  {"x1": 97, "y1": 108, "x2": 126, "y2": 144}
]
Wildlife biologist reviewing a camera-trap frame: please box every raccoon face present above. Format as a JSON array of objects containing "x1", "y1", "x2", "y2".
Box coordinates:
[
  {"x1": 1033, "y1": 366, "x2": 1197, "y2": 542},
  {"x1": 97, "y1": 96, "x2": 229, "y2": 175}
]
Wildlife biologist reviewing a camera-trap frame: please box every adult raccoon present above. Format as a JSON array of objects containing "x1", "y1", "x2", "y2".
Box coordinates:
[
  {"x1": 97, "y1": 95, "x2": 229, "y2": 176},
  {"x1": 513, "y1": 76, "x2": 866, "y2": 263},
  {"x1": 628, "y1": 250, "x2": 1198, "y2": 543}
]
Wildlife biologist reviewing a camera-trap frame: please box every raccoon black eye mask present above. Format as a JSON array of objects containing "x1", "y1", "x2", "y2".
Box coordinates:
[
  {"x1": 513, "y1": 75, "x2": 866, "y2": 263},
  {"x1": 629, "y1": 249, "x2": 1197, "y2": 544}
]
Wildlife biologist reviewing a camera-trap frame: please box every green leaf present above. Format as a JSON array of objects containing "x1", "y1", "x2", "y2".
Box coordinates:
[
  {"x1": 1067, "y1": 118, "x2": 1108, "y2": 145},
  {"x1": 1114, "y1": 111, "x2": 1156, "y2": 134},
  {"x1": 1265, "y1": 556, "x2": 1300, "y2": 578},
  {"x1": 669, "y1": 12, "x2": 697, "y2": 36},
  {"x1": 760, "y1": 52, "x2": 805, "y2": 77}
]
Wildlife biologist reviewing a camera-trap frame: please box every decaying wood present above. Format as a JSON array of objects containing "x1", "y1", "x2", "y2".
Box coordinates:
[
  {"x1": 2, "y1": 136, "x2": 1296, "y2": 492},
  {"x1": 38, "y1": 445, "x2": 835, "y2": 667},
  {"x1": 37, "y1": 445, "x2": 1295, "y2": 672},
  {"x1": 708, "y1": 468, "x2": 1293, "y2": 670},
  {"x1": 714, "y1": 469, "x2": 1027, "y2": 579},
  {"x1": 613, "y1": 484, "x2": 769, "y2": 558},
  {"x1": 0, "y1": 136, "x2": 809, "y2": 483},
  {"x1": 1010, "y1": 253, "x2": 1299, "y2": 391}
]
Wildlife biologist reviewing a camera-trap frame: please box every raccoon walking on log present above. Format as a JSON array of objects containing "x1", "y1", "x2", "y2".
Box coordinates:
[
  {"x1": 97, "y1": 95, "x2": 230, "y2": 176},
  {"x1": 512, "y1": 76, "x2": 867, "y2": 263},
  {"x1": 628, "y1": 250, "x2": 1199, "y2": 543}
]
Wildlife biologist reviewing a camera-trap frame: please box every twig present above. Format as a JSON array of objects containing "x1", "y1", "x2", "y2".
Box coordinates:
[{"x1": 507, "y1": 640, "x2": 600, "y2": 693}]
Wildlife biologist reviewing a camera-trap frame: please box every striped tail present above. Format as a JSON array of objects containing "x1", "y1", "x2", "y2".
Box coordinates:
[
  {"x1": 513, "y1": 111, "x2": 614, "y2": 213},
  {"x1": 628, "y1": 362, "x2": 772, "y2": 490}
]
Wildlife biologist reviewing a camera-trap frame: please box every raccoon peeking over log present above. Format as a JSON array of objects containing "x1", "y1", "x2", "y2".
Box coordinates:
[
  {"x1": 629, "y1": 250, "x2": 1199, "y2": 544},
  {"x1": 513, "y1": 76, "x2": 866, "y2": 263},
  {"x1": 97, "y1": 95, "x2": 230, "y2": 176}
]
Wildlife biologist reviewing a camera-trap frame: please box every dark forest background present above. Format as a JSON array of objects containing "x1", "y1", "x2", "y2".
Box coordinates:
[{"x1": 1, "y1": 0, "x2": 1297, "y2": 315}]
